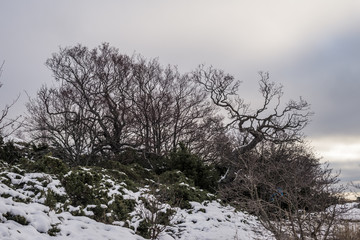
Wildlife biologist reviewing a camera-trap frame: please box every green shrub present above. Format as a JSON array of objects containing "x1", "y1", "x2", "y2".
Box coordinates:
[
  {"x1": 98, "y1": 160, "x2": 155, "y2": 185},
  {"x1": 90, "y1": 202, "x2": 108, "y2": 223},
  {"x1": 43, "y1": 189, "x2": 66, "y2": 209},
  {"x1": 110, "y1": 195, "x2": 136, "y2": 221},
  {"x1": 3, "y1": 212, "x2": 28, "y2": 225},
  {"x1": 0, "y1": 159, "x2": 8, "y2": 170},
  {"x1": 157, "y1": 208, "x2": 175, "y2": 226},
  {"x1": 169, "y1": 184, "x2": 208, "y2": 209},
  {"x1": 128, "y1": 163, "x2": 156, "y2": 182},
  {"x1": 113, "y1": 149, "x2": 142, "y2": 165},
  {"x1": 62, "y1": 168, "x2": 104, "y2": 206},
  {"x1": 44, "y1": 189, "x2": 57, "y2": 209},
  {"x1": 168, "y1": 144, "x2": 219, "y2": 193},
  {"x1": 18, "y1": 158, "x2": 36, "y2": 172},
  {"x1": 159, "y1": 170, "x2": 193, "y2": 185},
  {"x1": 140, "y1": 152, "x2": 168, "y2": 174},
  {"x1": 137, "y1": 187, "x2": 176, "y2": 239},
  {"x1": 0, "y1": 137, "x2": 22, "y2": 164},
  {"x1": 136, "y1": 219, "x2": 151, "y2": 239},
  {"x1": 29, "y1": 143, "x2": 53, "y2": 162},
  {"x1": 157, "y1": 180, "x2": 214, "y2": 209},
  {"x1": 35, "y1": 156, "x2": 69, "y2": 176},
  {"x1": 18, "y1": 155, "x2": 69, "y2": 178},
  {"x1": 111, "y1": 149, "x2": 168, "y2": 174},
  {"x1": 48, "y1": 224, "x2": 61, "y2": 236},
  {"x1": 159, "y1": 167, "x2": 216, "y2": 209}
]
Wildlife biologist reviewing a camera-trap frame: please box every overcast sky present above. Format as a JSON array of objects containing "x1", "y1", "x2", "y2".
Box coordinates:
[{"x1": 1, "y1": 0, "x2": 360, "y2": 186}]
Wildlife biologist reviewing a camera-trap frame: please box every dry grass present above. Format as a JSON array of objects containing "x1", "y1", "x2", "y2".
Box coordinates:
[{"x1": 332, "y1": 221, "x2": 360, "y2": 240}]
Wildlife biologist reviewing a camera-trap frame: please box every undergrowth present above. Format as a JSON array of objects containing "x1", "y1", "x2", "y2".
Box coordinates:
[{"x1": 0, "y1": 139, "x2": 218, "y2": 239}]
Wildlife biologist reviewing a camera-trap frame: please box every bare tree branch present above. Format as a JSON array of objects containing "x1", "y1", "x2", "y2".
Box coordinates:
[
  {"x1": 0, "y1": 61, "x2": 22, "y2": 138},
  {"x1": 193, "y1": 66, "x2": 313, "y2": 154},
  {"x1": 220, "y1": 141, "x2": 344, "y2": 239}
]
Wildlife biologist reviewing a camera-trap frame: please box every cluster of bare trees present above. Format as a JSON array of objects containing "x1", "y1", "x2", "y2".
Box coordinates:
[
  {"x1": 26, "y1": 44, "x2": 222, "y2": 165},
  {"x1": 27, "y1": 44, "x2": 313, "y2": 167}
]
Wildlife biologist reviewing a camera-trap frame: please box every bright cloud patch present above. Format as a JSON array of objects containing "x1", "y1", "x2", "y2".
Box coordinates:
[{"x1": 310, "y1": 136, "x2": 360, "y2": 162}]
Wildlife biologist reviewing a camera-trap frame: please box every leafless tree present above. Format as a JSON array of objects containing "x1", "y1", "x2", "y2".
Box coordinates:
[
  {"x1": 193, "y1": 67, "x2": 312, "y2": 155},
  {"x1": 127, "y1": 58, "x2": 216, "y2": 157},
  {"x1": 0, "y1": 61, "x2": 21, "y2": 138},
  {"x1": 220, "y1": 141, "x2": 343, "y2": 240},
  {"x1": 26, "y1": 84, "x2": 95, "y2": 164},
  {"x1": 26, "y1": 44, "x2": 219, "y2": 165},
  {"x1": 192, "y1": 66, "x2": 345, "y2": 239},
  {"x1": 27, "y1": 44, "x2": 136, "y2": 164}
]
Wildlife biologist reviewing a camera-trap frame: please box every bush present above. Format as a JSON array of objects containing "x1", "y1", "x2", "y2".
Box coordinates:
[
  {"x1": 136, "y1": 219, "x2": 152, "y2": 239},
  {"x1": 159, "y1": 170, "x2": 193, "y2": 185},
  {"x1": 110, "y1": 195, "x2": 136, "y2": 221},
  {"x1": 48, "y1": 224, "x2": 61, "y2": 236},
  {"x1": 168, "y1": 144, "x2": 219, "y2": 193},
  {"x1": 111, "y1": 149, "x2": 169, "y2": 175},
  {"x1": 3, "y1": 212, "x2": 28, "y2": 225},
  {"x1": 29, "y1": 142, "x2": 53, "y2": 161},
  {"x1": 62, "y1": 168, "x2": 105, "y2": 206},
  {"x1": 111, "y1": 149, "x2": 151, "y2": 167},
  {"x1": 0, "y1": 137, "x2": 22, "y2": 164},
  {"x1": 97, "y1": 160, "x2": 155, "y2": 184},
  {"x1": 136, "y1": 184, "x2": 177, "y2": 239},
  {"x1": 35, "y1": 156, "x2": 69, "y2": 176},
  {"x1": 219, "y1": 142, "x2": 342, "y2": 240},
  {"x1": 333, "y1": 221, "x2": 360, "y2": 240},
  {"x1": 158, "y1": 172, "x2": 215, "y2": 209},
  {"x1": 169, "y1": 184, "x2": 214, "y2": 209},
  {"x1": 90, "y1": 202, "x2": 108, "y2": 222},
  {"x1": 43, "y1": 189, "x2": 67, "y2": 209},
  {"x1": 19, "y1": 155, "x2": 69, "y2": 178}
]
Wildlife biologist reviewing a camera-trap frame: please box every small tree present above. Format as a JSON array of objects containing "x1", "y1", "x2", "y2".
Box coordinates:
[
  {"x1": 26, "y1": 44, "x2": 144, "y2": 164},
  {"x1": 220, "y1": 141, "x2": 343, "y2": 240},
  {"x1": 136, "y1": 183, "x2": 176, "y2": 240},
  {"x1": 168, "y1": 143, "x2": 219, "y2": 192},
  {"x1": 26, "y1": 85, "x2": 95, "y2": 164}
]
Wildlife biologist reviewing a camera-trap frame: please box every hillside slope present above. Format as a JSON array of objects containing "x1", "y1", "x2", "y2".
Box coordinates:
[{"x1": 0, "y1": 158, "x2": 273, "y2": 240}]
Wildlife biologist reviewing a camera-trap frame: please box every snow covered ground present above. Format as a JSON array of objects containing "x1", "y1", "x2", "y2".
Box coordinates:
[
  {"x1": 167, "y1": 201, "x2": 273, "y2": 240},
  {"x1": 0, "y1": 162, "x2": 274, "y2": 240},
  {"x1": 0, "y1": 192, "x2": 272, "y2": 240},
  {"x1": 2, "y1": 159, "x2": 359, "y2": 240},
  {"x1": 0, "y1": 198, "x2": 144, "y2": 240}
]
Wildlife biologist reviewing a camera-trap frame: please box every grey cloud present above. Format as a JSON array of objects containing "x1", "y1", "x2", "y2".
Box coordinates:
[
  {"x1": 326, "y1": 160, "x2": 360, "y2": 183},
  {"x1": 1, "y1": 0, "x2": 360, "y2": 140},
  {"x1": 272, "y1": 29, "x2": 360, "y2": 137}
]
